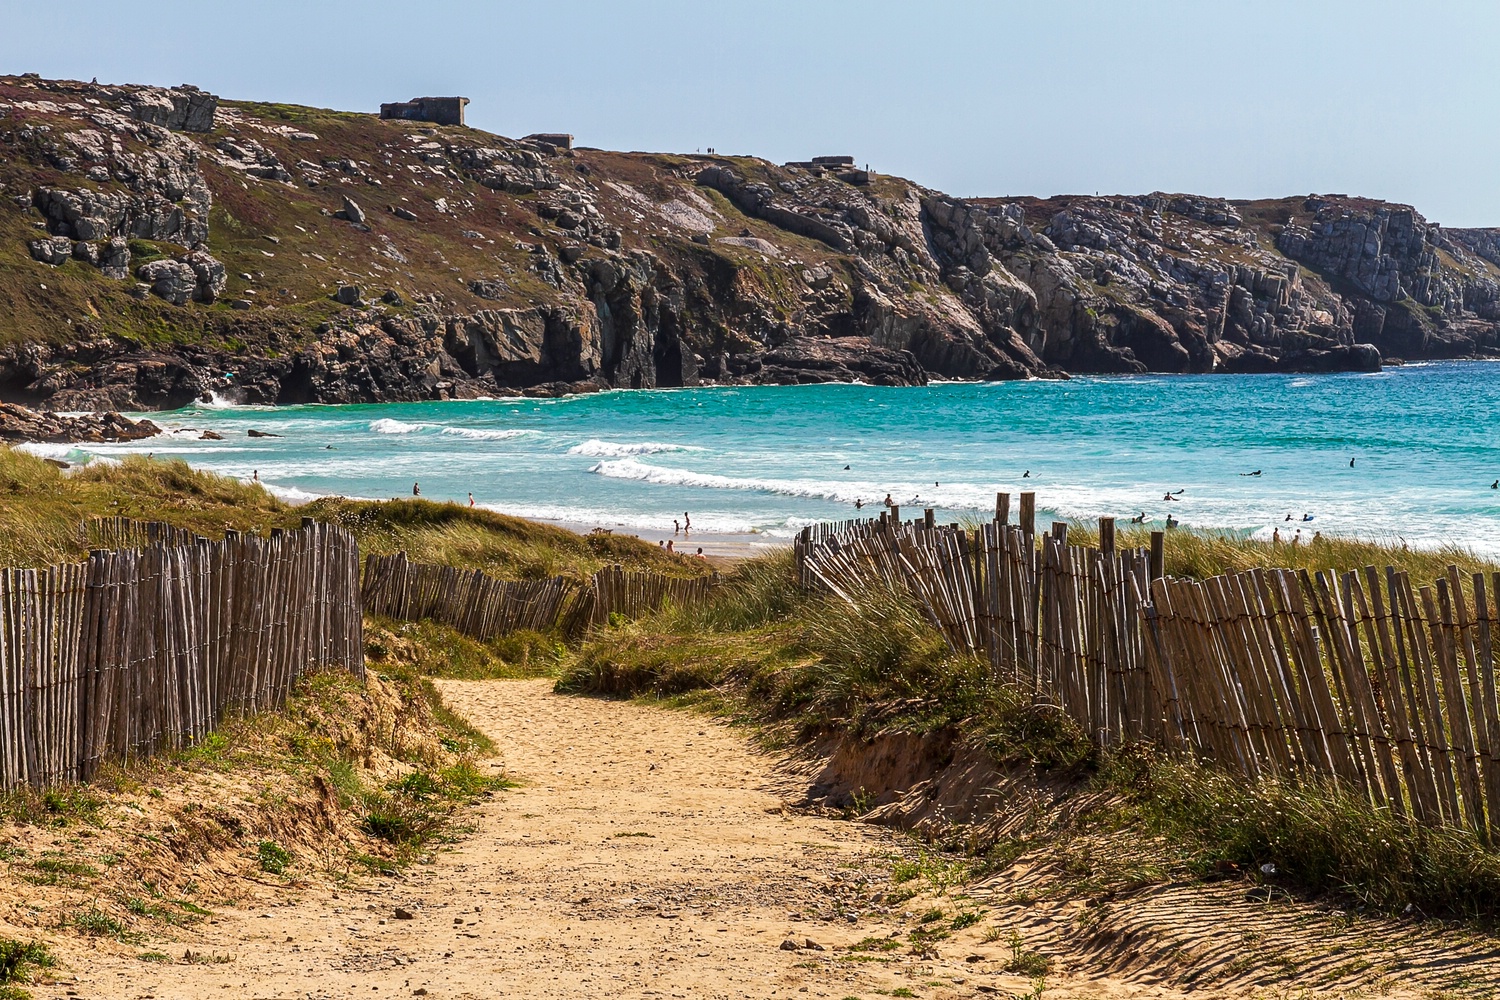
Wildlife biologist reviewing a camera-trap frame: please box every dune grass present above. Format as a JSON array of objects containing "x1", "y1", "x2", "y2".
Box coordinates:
[
  {"x1": 558, "y1": 548, "x2": 1500, "y2": 918},
  {"x1": 0, "y1": 447, "x2": 699, "y2": 580}
]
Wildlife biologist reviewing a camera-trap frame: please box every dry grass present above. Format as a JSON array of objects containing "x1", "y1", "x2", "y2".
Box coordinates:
[{"x1": 0, "y1": 447, "x2": 700, "y2": 581}]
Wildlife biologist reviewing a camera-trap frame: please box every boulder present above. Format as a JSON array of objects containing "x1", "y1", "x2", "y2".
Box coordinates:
[
  {"x1": 136, "y1": 259, "x2": 198, "y2": 305},
  {"x1": 338, "y1": 196, "x2": 366, "y2": 224},
  {"x1": 335, "y1": 285, "x2": 362, "y2": 305},
  {"x1": 182, "y1": 250, "x2": 227, "y2": 302},
  {"x1": 98, "y1": 238, "x2": 131, "y2": 280},
  {"x1": 27, "y1": 237, "x2": 73, "y2": 265}
]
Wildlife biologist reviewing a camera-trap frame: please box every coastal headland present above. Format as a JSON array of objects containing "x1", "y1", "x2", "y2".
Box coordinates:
[{"x1": 5, "y1": 74, "x2": 1500, "y2": 415}]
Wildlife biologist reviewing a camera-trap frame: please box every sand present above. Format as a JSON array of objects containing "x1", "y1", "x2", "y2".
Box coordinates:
[{"x1": 31, "y1": 680, "x2": 1498, "y2": 998}]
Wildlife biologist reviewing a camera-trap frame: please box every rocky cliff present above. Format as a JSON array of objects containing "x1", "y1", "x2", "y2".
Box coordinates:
[{"x1": 3, "y1": 73, "x2": 1499, "y2": 410}]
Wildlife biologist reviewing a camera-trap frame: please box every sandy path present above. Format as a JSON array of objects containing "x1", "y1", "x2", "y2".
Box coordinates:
[{"x1": 39, "y1": 681, "x2": 1219, "y2": 999}]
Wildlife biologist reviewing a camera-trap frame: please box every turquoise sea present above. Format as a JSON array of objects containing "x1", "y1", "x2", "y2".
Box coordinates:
[{"x1": 22, "y1": 361, "x2": 1500, "y2": 553}]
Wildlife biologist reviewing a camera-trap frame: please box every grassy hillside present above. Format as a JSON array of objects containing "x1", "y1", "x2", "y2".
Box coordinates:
[{"x1": 0, "y1": 446, "x2": 697, "y2": 578}]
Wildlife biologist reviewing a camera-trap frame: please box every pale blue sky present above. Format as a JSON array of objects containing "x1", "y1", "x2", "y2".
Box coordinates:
[{"x1": 6, "y1": 1, "x2": 1498, "y2": 224}]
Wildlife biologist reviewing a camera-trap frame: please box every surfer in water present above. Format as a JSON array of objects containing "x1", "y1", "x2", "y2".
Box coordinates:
[
  {"x1": 1130, "y1": 511, "x2": 1147, "y2": 524},
  {"x1": 1240, "y1": 470, "x2": 1262, "y2": 477},
  {"x1": 413, "y1": 482, "x2": 420, "y2": 496},
  {"x1": 1165, "y1": 514, "x2": 1178, "y2": 529},
  {"x1": 1023, "y1": 471, "x2": 1030, "y2": 478}
]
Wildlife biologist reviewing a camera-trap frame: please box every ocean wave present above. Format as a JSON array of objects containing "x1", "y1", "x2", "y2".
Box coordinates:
[
  {"x1": 440, "y1": 427, "x2": 533, "y2": 441},
  {"x1": 369, "y1": 418, "x2": 431, "y2": 435},
  {"x1": 567, "y1": 439, "x2": 700, "y2": 457},
  {"x1": 586, "y1": 457, "x2": 1001, "y2": 510},
  {"x1": 13, "y1": 442, "x2": 78, "y2": 460}
]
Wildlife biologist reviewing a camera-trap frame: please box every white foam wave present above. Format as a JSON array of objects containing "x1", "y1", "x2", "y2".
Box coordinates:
[
  {"x1": 567, "y1": 439, "x2": 699, "y2": 457},
  {"x1": 12, "y1": 442, "x2": 77, "y2": 460},
  {"x1": 587, "y1": 457, "x2": 999, "y2": 510},
  {"x1": 369, "y1": 418, "x2": 430, "y2": 435},
  {"x1": 440, "y1": 427, "x2": 533, "y2": 441}
]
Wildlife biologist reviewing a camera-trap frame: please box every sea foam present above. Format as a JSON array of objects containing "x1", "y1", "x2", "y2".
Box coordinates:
[{"x1": 567, "y1": 440, "x2": 698, "y2": 457}]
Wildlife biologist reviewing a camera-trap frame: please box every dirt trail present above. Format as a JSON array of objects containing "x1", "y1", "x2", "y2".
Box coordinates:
[{"x1": 30, "y1": 680, "x2": 1495, "y2": 999}]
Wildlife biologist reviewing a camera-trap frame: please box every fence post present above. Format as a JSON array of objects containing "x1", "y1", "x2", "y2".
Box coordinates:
[
  {"x1": 1019, "y1": 492, "x2": 1036, "y2": 535},
  {"x1": 1099, "y1": 517, "x2": 1115, "y2": 556},
  {"x1": 890, "y1": 504, "x2": 901, "y2": 525},
  {"x1": 1150, "y1": 531, "x2": 1165, "y2": 582},
  {"x1": 996, "y1": 492, "x2": 1010, "y2": 526},
  {"x1": 1051, "y1": 521, "x2": 1068, "y2": 543},
  {"x1": 924, "y1": 508, "x2": 935, "y2": 531}
]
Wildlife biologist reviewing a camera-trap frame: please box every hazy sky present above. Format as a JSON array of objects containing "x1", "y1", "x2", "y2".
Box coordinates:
[{"x1": 6, "y1": 1, "x2": 1498, "y2": 224}]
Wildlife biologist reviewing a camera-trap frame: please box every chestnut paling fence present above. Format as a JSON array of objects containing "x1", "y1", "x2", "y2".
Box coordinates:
[
  {"x1": 0, "y1": 518, "x2": 364, "y2": 789},
  {"x1": 795, "y1": 494, "x2": 1500, "y2": 841},
  {"x1": 360, "y1": 552, "x2": 719, "y2": 640}
]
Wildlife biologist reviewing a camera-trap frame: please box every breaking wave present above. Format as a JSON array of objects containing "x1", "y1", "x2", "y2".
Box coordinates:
[{"x1": 567, "y1": 440, "x2": 699, "y2": 457}]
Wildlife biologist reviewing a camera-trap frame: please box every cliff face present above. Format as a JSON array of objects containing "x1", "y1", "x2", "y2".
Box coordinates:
[{"x1": 2, "y1": 74, "x2": 1499, "y2": 410}]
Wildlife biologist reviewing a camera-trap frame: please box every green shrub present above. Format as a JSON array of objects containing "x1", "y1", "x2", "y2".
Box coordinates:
[{"x1": 256, "y1": 840, "x2": 292, "y2": 875}]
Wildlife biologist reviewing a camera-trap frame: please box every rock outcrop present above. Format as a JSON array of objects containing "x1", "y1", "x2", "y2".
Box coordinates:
[
  {"x1": 4, "y1": 73, "x2": 1500, "y2": 413},
  {"x1": 0, "y1": 402, "x2": 159, "y2": 443}
]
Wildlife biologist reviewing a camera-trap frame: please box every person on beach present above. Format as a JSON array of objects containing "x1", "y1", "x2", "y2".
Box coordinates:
[
  {"x1": 1273, "y1": 527, "x2": 1281, "y2": 543},
  {"x1": 884, "y1": 494, "x2": 893, "y2": 507},
  {"x1": 683, "y1": 512, "x2": 691, "y2": 533},
  {"x1": 413, "y1": 482, "x2": 420, "y2": 496},
  {"x1": 1313, "y1": 531, "x2": 1322, "y2": 542},
  {"x1": 468, "y1": 493, "x2": 475, "y2": 507},
  {"x1": 694, "y1": 547, "x2": 706, "y2": 560},
  {"x1": 673, "y1": 519, "x2": 680, "y2": 535},
  {"x1": 1292, "y1": 529, "x2": 1302, "y2": 547},
  {"x1": 252, "y1": 470, "x2": 259, "y2": 482},
  {"x1": 666, "y1": 540, "x2": 674, "y2": 554}
]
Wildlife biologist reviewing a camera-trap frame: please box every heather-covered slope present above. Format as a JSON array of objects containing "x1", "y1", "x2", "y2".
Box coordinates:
[{"x1": 3, "y1": 73, "x2": 1500, "y2": 410}]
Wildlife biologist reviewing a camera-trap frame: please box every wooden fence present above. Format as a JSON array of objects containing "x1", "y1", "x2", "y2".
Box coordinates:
[
  {"x1": 362, "y1": 553, "x2": 576, "y2": 639},
  {"x1": 0, "y1": 518, "x2": 363, "y2": 789},
  {"x1": 797, "y1": 493, "x2": 1500, "y2": 840},
  {"x1": 361, "y1": 554, "x2": 719, "y2": 640}
]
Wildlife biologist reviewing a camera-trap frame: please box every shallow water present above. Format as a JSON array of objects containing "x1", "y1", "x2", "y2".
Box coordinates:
[{"x1": 23, "y1": 361, "x2": 1500, "y2": 552}]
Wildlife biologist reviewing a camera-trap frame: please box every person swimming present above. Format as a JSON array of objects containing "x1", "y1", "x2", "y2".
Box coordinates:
[
  {"x1": 1163, "y1": 492, "x2": 1181, "y2": 502},
  {"x1": 1130, "y1": 511, "x2": 1147, "y2": 524},
  {"x1": 1022, "y1": 471, "x2": 1030, "y2": 478},
  {"x1": 1302, "y1": 513, "x2": 1314, "y2": 522},
  {"x1": 1349, "y1": 458, "x2": 1356, "y2": 467},
  {"x1": 1240, "y1": 470, "x2": 1262, "y2": 477},
  {"x1": 1165, "y1": 514, "x2": 1178, "y2": 529}
]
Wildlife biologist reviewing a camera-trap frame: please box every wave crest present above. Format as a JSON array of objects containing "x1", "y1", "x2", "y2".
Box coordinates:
[
  {"x1": 369, "y1": 418, "x2": 430, "y2": 435},
  {"x1": 440, "y1": 426, "x2": 533, "y2": 441},
  {"x1": 568, "y1": 439, "x2": 697, "y2": 457}
]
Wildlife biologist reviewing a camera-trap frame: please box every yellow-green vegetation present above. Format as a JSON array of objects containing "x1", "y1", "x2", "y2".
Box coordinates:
[
  {"x1": 0, "y1": 938, "x2": 53, "y2": 1000},
  {"x1": 0, "y1": 654, "x2": 507, "y2": 940},
  {"x1": 365, "y1": 616, "x2": 565, "y2": 680},
  {"x1": 0, "y1": 447, "x2": 701, "y2": 580},
  {"x1": 558, "y1": 547, "x2": 1500, "y2": 918}
]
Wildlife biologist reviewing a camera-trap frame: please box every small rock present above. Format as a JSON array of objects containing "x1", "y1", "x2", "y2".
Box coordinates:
[
  {"x1": 690, "y1": 233, "x2": 710, "y2": 245},
  {"x1": 391, "y1": 206, "x2": 418, "y2": 221},
  {"x1": 802, "y1": 939, "x2": 824, "y2": 951},
  {"x1": 778, "y1": 939, "x2": 799, "y2": 951},
  {"x1": 393, "y1": 907, "x2": 414, "y2": 920},
  {"x1": 230, "y1": 299, "x2": 252, "y2": 310},
  {"x1": 381, "y1": 289, "x2": 404, "y2": 306},
  {"x1": 246, "y1": 428, "x2": 280, "y2": 438},
  {"x1": 413, "y1": 991, "x2": 427, "y2": 997},
  {"x1": 340, "y1": 195, "x2": 366, "y2": 224},
  {"x1": 200, "y1": 430, "x2": 223, "y2": 441}
]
